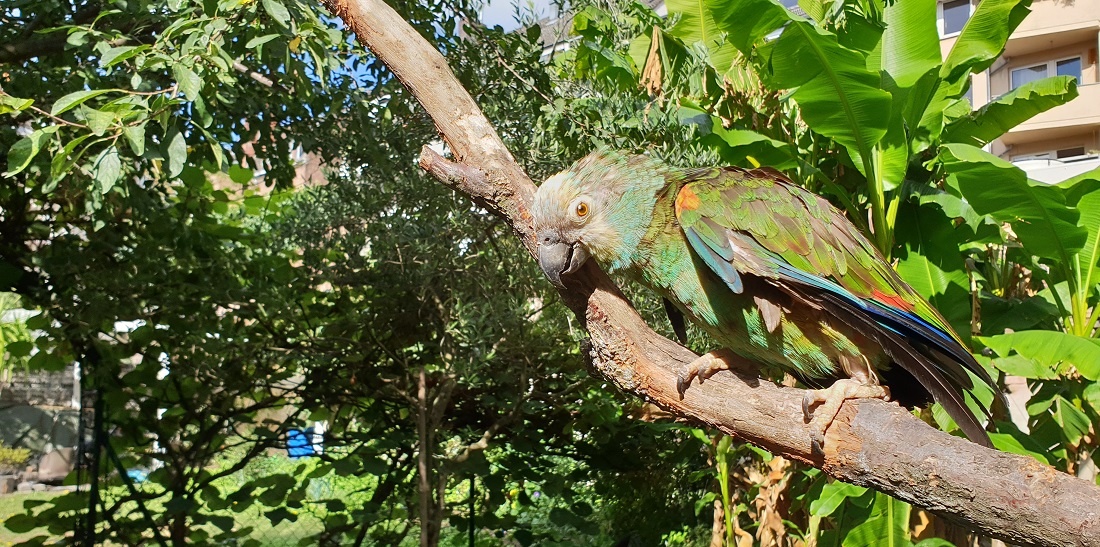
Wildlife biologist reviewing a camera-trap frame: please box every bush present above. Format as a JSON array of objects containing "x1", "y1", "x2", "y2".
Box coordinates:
[{"x1": 0, "y1": 443, "x2": 31, "y2": 475}]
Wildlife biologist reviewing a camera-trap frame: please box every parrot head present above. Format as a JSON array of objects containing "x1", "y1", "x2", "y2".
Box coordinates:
[{"x1": 532, "y1": 149, "x2": 670, "y2": 288}]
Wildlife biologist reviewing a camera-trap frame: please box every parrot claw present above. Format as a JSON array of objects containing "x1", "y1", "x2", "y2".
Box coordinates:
[
  {"x1": 802, "y1": 379, "x2": 890, "y2": 453},
  {"x1": 675, "y1": 349, "x2": 737, "y2": 400}
]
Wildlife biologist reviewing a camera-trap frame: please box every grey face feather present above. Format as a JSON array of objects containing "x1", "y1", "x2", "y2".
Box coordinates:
[{"x1": 532, "y1": 149, "x2": 670, "y2": 286}]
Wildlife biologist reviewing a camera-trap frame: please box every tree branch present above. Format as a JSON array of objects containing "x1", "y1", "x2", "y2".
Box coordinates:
[{"x1": 322, "y1": 1, "x2": 1100, "y2": 546}]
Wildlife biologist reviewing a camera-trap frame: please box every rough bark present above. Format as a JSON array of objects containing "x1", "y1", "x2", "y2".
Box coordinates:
[{"x1": 320, "y1": 0, "x2": 1100, "y2": 545}]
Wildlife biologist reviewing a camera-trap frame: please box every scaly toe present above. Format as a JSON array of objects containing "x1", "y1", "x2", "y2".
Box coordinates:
[
  {"x1": 802, "y1": 392, "x2": 816, "y2": 422},
  {"x1": 674, "y1": 349, "x2": 735, "y2": 399}
]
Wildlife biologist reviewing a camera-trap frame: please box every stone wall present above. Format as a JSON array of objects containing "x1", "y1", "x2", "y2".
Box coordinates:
[{"x1": 0, "y1": 363, "x2": 78, "y2": 408}]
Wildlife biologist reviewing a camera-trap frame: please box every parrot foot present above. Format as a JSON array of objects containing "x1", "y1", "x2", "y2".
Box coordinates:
[
  {"x1": 676, "y1": 349, "x2": 737, "y2": 399},
  {"x1": 802, "y1": 379, "x2": 890, "y2": 454}
]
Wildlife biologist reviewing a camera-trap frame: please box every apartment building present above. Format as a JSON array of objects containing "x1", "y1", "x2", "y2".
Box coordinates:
[{"x1": 939, "y1": 0, "x2": 1100, "y2": 181}]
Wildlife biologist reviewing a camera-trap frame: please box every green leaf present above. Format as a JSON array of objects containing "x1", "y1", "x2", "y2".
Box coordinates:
[
  {"x1": 944, "y1": 76, "x2": 1078, "y2": 147},
  {"x1": 761, "y1": 21, "x2": 891, "y2": 176},
  {"x1": 84, "y1": 107, "x2": 116, "y2": 136},
  {"x1": 174, "y1": 64, "x2": 202, "y2": 101},
  {"x1": 99, "y1": 45, "x2": 146, "y2": 68},
  {"x1": 941, "y1": 0, "x2": 1031, "y2": 91},
  {"x1": 51, "y1": 89, "x2": 114, "y2": 116},
  {"x1": 6, "y1": 340, "x2": 32, "y2": 357},
  {"x1": 262, "y1": 0, "x2": 291, "y2": 28},
  {"x1": 1052, "y1": 396, "x2": 1091, "y2": 445},
  {"x1": 627, "y1": 32, "x2": 652, "y2": 75},
  {"x1": 913, "y1": 540, "x2": 957, "y2": 547},
  {"x1": 228, "y1": 164, "x2": 254, "y2": 184},
  {"x1": 841, "y1": 491, "x2": 910, "y2": 547},
  {"x1": 705, "y1": 0, "x2": 788, "y2": 54},
  {"x1": 940, "y1": 143, "x2": 1086, "y2": 265},
  {"x1": 896, "y1": 251, "x2": 970, "y2": 338},
  {"x1": 988, "y1": 430, "x2": 1051, "y2": 465},
  {"x1": 0, "y1": 94, "x2": 34, "y2": 115},
  {"x1": 245, "y1": 34, "x2": 280, "y2": 49},
  {"x1": 809, "y1": 481, "x2": 867, "y2": 518},
  {"x1": 990, "y1": 354, "x2": 1058, "y2": 380},
  {"x1": 48, "y1": 133, "x2": 95, "y2": 189},
  {"x1": 165, "y1": 129, "x2": 187, "y2": 177},
  {"x1": 92, "y1": 146, "x2": 122, "y2": 194},
  {"x1": 1065, "y1": 182, "x2": 1100, "y2": 306},
  {"x1": 666, "y1": 0, "x2": 739, "y2": 73},
  {"x1": 878, "y1": 0, "x2": 939, "y2": 88},
  {"x1": 894, "y1": 202, "x2": 972, "y2": 335},
  {"x1": 123, "y1": 124, "x2": 146, "y2": 156},
  {"x1": 703, "y1": 124, "x2": 800, "y2": 170},
  {"x1": 1084, "y1": 382, "x2": 1100, "y2": 413},
  {"x1": 4, "y1": 126, "x2": 58, "y2": 177},
  {"x1": 978, "y1": 330, "x2": 1100, "y2": 381}
]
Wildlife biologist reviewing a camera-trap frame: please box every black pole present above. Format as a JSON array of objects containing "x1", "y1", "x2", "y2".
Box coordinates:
[
  {"x1": 104, "y1": 439, "x2": 170, "y2": 547},
  {"x1": 87, "y1": 388, "x2": 103, "y2": 547},
  {"x1": 74, "y1": 368, "x2": 88, "y2": 545},
  {"x1": 468, "y1": 475, "x2": 475, "y2": 547}
]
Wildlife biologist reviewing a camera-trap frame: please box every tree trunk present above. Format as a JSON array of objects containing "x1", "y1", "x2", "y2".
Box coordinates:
[{"x1": 416, "y1": 368, "x2": 438, "y2": 547}]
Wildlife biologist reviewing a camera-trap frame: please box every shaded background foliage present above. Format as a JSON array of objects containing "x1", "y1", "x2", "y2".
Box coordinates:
[{"x1": 0, "y1": 0, "x2": 1097, "y2": 546}]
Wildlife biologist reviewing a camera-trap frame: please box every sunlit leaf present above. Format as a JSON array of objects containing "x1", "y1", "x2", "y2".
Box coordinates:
[
  {"x1": 941, "y1": 0, "x2": 1031, "y2": 92},
  {"x1": 262, "y1": 0, "x2": 291, "y2": 28},
  {"x1": 809, "y1": 481, "x2": 867, "y2": 517},
  {"x1": 944, "y1": 76, "x2": 1078, "y2": 147},
  {"x1": 0, "y1": 94, "x2": 34, "y2": 115},
  {"x1": 841, "y1": 491, "x2": 910, "y2": 547},
  {"x1": 941, "y1": 143, "x2": 1086, "y2": 265},
  {"x1": 705, "y1": 0, "x2": 787, "y2": 54},
  {"x1": 92, "y1": 146, "x2": 122, "y2": 194},
  {"x1": 979, "y1": 330, "x2": 1100, "y2": 380},
  {"x1": 165, "y1": 129, "x2": 187, "y2": 177},
  {"x1": 174, "y1": 64, "x2": 202, "y2": 101},
  {"x1": 878, "y1": 0, "x2": 939, "y2": 88},
  {"x1": 51, "y1": 89, "x2": 114, "y2": 116},
  {"x1": 761, "y1": 21, "x2": 891, "y2": 175},
  {"x1": 246, "y1": 34, "x2": 280, "y2": 49},
  {"x1": 666, "y1": 0, "x2": 740, "y2": 73},
  {"x1": 4, "y1": 126, "x2": 59, "y2": 177}
]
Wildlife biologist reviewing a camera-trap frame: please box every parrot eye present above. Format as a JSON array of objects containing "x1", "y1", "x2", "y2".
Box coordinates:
[{"x1": 575, "y1": 202, "x2": 589, "y2": 218}]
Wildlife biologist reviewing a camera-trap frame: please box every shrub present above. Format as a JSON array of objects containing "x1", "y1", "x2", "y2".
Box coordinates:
[{"x1": 0, "y1": 443, "x2": 32, "y2": 475}]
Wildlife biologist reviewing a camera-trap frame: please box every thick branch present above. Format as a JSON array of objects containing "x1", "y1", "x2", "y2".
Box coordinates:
[{"x1": 324, "y1": 1, "x2": 1100, "y2": 546}]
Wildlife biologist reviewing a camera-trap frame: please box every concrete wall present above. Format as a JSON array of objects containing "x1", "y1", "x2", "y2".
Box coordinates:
[{"x1": 0, "y1": 405, "x2": 80, "y2": 454}]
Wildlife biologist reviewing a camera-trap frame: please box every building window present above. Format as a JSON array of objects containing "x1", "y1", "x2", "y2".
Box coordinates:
[
  {"x1": 1011, "y1": 64, "x2": 1048, "y2": 90},
  {"x1": 1056, "y1": 57, "x2": 1082, "y2": 82},
  {"x1": 941, "y1": 0, "x2": 971, "y2": 37},
  {"x1": 1011, "y1": 57, "x2": 1083, "y2": 90},
  {"x1": 1056, "y1": 147, "x2": 1087, "y2": 159}
]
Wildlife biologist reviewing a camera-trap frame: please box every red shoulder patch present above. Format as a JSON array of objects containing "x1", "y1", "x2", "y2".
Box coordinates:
[
  {"x1": 676, "y1": 187, "x2": 701, "y2": 216},
  {"x1": 871, "y1": 289, "x2": 914, "y2": 312}
]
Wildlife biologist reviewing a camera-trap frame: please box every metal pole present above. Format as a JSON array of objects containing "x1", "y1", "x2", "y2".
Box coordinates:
[{"x1": 468, "y1": 475, "x2": 475, "y2": 547}]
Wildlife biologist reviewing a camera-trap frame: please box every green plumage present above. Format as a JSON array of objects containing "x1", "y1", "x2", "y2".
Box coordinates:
[{"x1": 533, "y1": 149, "x2": 997, "y2": 447}]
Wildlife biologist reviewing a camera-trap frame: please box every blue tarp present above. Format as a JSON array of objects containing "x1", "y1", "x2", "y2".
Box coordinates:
[{"x1": 286, "y1": 428, "x2": 316, "y2": 458}]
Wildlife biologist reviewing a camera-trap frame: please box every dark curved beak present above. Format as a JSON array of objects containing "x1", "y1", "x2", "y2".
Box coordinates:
[{"x1": 538, "y1": 239, "x2": 589, "y2": 289}]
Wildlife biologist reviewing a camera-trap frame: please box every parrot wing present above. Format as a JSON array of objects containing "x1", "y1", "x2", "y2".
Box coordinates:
[{"x1": 674, "y1": 166, "x2": 997, "y2": 447}]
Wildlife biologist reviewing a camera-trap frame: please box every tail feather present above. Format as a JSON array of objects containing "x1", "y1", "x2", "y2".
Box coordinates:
[{"x1": 812, "y1": 291, "x2": 995, "y2": 448}]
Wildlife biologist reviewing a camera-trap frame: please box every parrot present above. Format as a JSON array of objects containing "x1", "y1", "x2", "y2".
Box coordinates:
[{"x1": 532, "y1": 148, "x2": 998, "y2": 450}]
